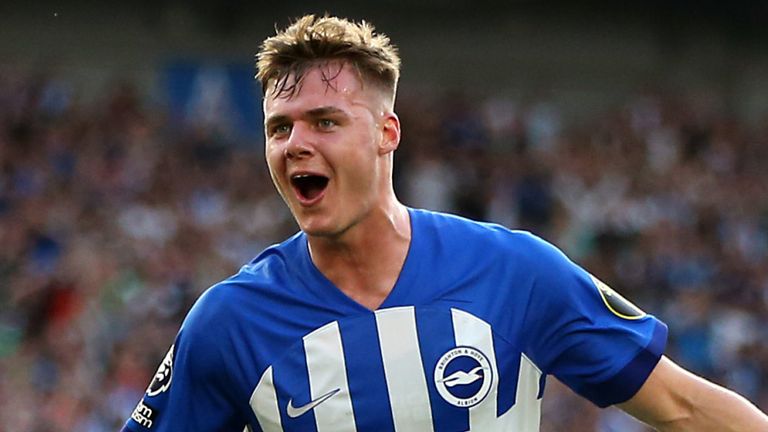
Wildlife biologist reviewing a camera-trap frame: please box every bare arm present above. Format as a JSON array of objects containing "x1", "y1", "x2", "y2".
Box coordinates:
[{"x1": 618, "y1": 356, "x2": 768, "y2": 431}]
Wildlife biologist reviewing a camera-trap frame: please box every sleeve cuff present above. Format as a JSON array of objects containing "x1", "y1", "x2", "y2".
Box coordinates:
[{"x1": 581, "y1": 319, "x2": 668, "y2": 408}]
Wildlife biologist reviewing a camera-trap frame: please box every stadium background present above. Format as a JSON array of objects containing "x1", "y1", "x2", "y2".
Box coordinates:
[{"x1": 1, "y1": 1, "x2": 767, "y2": 430}]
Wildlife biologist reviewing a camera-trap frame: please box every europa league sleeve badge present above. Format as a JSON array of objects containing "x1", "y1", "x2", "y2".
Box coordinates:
[{"x1": 589, "y1": 275, "x2": 646, "y2": 320}]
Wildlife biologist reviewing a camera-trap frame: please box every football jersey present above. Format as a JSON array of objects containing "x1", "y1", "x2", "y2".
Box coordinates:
[{"x1": 123, "y1": 208, "x2": 667, "y2": 432}]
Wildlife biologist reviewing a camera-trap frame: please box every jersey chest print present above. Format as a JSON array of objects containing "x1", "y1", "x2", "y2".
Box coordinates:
[{"x1": 250, "y1": 306, "x2": 542, "y2": 432}]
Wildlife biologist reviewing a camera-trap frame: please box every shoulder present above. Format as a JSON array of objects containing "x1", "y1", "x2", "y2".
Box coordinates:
[
  {"x1": 411, "y1": 208, "x2": 564, "y2": 263},
  {"x1": 181, "y1": 233, "x2": 305, "y2": 340}
]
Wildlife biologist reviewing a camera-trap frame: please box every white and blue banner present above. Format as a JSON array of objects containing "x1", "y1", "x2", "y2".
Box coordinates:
[{"x1": 164, "y1": 62, "x2": 262, "y2": 142}]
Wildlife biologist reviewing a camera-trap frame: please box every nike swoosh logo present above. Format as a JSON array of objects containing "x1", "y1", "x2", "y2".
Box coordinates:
[{"x1": 286, "y1": 388, "x2": 341, "y2": 418}]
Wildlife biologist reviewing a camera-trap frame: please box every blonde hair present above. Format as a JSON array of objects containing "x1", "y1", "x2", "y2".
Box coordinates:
[{"x1": 256, "y1": 14, "x2": 400, "y2": 100}]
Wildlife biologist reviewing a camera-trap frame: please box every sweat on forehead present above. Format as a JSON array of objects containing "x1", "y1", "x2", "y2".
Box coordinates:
[{"x1": 267, "y1": 60, "x2": 384, "y2": 101}]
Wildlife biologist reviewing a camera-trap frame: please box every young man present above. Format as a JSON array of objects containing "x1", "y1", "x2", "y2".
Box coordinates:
[{"x1": 123, "y1": 15, "x2": 768, "y2": 432}]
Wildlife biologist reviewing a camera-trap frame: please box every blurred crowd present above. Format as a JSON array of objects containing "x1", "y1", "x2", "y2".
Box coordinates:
[{"x1": 0, "y1": 71, "x2": 766, "y2": 431}]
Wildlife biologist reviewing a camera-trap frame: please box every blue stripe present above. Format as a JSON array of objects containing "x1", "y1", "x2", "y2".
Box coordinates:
[
  {"x1": 273, "y1": 340, "x2": 317, "y2": 431},
  {"x1": 537, "y1": 375, "x2": 547, "y2": 399},
  {"x1": 494, "y1": 337, "x2": 520, "y2": 415},
  {"x1": 340, "y1": 313, "x2": 396, "y2": 431},
  {"x1": 415, "y1": 307, "x2": 469, "y2": 432}
]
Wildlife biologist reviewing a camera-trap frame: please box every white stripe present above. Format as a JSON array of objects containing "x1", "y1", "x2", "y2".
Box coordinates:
[
  {"x1": 304, "y1": 321, "x2": 357, "y2": 432},
  {"x1": 249, "y1": 366, "x2": 284, "y2": 432},
  {"x1": 497, "y1": 353, "x2": 542, "y2": 431},
  {"x1": 451, "y1": 308, "x2": 499, "y2": 430},
  {"x1": 376, "y1": 306, "x2": 434, "y2": 432}
]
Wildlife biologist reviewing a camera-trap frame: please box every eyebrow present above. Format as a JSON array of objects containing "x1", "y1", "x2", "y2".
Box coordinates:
[{"x1": 306, "y1": 106, "x2": 345, "y2": 117}]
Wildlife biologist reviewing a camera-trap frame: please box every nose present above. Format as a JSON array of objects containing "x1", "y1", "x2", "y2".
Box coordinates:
[{"x1": 285, "y1": 123, "x2": 314, "y2": 159}]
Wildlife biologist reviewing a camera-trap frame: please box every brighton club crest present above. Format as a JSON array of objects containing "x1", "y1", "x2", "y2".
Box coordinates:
[{"x1": 434, "y1": 346, "x2": 493, "y2": 408}]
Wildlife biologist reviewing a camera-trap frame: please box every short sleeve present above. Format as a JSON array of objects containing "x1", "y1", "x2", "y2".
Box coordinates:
[
  {"x1": 122, "y1": 292, "x2": 245, "y2": 431},
  {"x1": 521, "y1": 235, "x2": 667, "y2": 407}
]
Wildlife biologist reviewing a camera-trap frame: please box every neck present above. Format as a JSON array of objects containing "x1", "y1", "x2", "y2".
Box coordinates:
[{"x1": 307, "y1": 199, "x2": 411, "y2": 310}]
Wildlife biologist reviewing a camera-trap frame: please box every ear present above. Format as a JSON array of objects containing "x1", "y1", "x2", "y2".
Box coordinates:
[{"x1": 378, "y1": 112, "x2": 401, "y2": 155}]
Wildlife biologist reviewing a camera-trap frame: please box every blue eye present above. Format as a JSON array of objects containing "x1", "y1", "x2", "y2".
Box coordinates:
[
  {"x1": 271, "y1": 124, "x2": 291, "y2": 136},
  {"x1": 318, "y1": 119, "x2": 336, "y2": 129}
]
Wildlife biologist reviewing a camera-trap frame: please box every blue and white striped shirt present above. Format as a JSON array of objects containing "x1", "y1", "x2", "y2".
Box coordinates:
[{"x1": 124, "y1": 208, "x2": 666, "y2": 432}]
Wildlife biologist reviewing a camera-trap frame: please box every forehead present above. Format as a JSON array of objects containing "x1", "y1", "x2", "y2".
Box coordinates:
[{"x1": 264, "y1": 63, "x2": 368, "y2": 114}]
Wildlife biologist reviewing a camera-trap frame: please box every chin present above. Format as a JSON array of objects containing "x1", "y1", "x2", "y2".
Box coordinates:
[
  {"x1": 300, "y1": 226, "x2": 339, "y2": 238},
  {"x1": 293, "y1": 205, "x2": 363, "y2": 239},
  {"x1": 297, "y1": 218, "x2": 335, "y2": 237},
  {"x1": 298, "y1": 218, "x2": 351, "y2": 239}
]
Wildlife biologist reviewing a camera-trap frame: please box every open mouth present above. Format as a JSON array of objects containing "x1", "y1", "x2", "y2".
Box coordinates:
[{"x1": 291, "y1": 174, "x2": 329, "y2": 202}]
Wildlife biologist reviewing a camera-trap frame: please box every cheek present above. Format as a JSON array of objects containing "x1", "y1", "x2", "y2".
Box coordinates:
[
  {"x1": 265, "y1": 144, "x2": 282, "y2": 171},
  {"x1": 342, "y1": 144, "x2": 380, "y2": 191},
  {"x1": 265, "y1": 146, "x2": 286, "y2": 187}
]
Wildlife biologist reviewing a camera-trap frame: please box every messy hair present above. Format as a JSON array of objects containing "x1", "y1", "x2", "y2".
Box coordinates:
[{"x1": 256, "y1": 14, "x2": 400, "y2": 100}]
